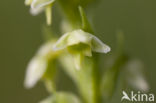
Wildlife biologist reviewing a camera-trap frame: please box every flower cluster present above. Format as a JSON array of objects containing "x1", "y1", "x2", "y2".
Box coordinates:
[{"x1": 24, "y1": 0, "x2": 149, "y2": 103}]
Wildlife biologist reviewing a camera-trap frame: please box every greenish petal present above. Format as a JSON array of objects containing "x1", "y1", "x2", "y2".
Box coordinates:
[
  {"x1": 67, "y1": 30, "x2": 92, "y2": 46},
  {"x1": 53, "y1": 29, "x2": 110, "y2": 57},
  {"x1": 24, "y1": 57, "x2": 47, "y2": 88},
  {"x1": 31, "y1": 0, "x2": 55, "y2": 10},
  {"x1": 53, "y1": 30, "x2": 92, "y2": 51},
  {"x1": 30, "y1": 7, "x2": 44, "y2": 16},
  {"x1": 24, "y1": 41, "x2": 59, "y2": 89},
  {"x1": 91, "y1": 35, "x2": 111, "y2": 53},
  {"x1": 53, "y1": 33, "x2": 70, "y2": 50}
]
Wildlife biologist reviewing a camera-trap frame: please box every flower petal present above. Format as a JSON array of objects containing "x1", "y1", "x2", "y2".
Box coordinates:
[
  {"x1": 31, "y1": 0, "x2": 55, "y2": 10},
  {"x1": 53, "y1": 33, "x2": 70, "y2": 50},
  {"x1": 67, "y1": 30, "x2": 92, "y2": 46},
  {"x1": 24, "y1": 57, "x2": 47, "y2": 88},
  {"x1": 91, "y1": 35, "x2": 111, "y2": 53},
  {"x1": 24, "y1": 41, "x2": 58, "y2": 88},
  {"x1": 30, "y1": 7, "x2": 44, "y2": 16}
]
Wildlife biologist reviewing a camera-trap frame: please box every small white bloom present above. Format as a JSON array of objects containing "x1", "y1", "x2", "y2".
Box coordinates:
[
  {"x1": 24, "y1": 57, "x2": 47, "y2": 88},
  {"x1": 53, "y1": 29, "x2": 111, "y2": 69},
  {"x1": 24, "y1": 41, "x2": 60, "y2": 88},
  {"x1": 25, "y1": 0, "x2": 55, "y2": 25},
  {"x1": 53, "y1": 29, "x2": 111, "y2": 54}
]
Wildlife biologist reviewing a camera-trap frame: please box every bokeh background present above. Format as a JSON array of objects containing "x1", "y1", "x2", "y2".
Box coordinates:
[{"x1": 0, "y1": 0, "x2": 156, "y2": 103}]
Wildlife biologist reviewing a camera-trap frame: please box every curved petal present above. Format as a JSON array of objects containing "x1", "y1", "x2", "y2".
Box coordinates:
[
  {"x1": 91, "y1": 35, "x2": 111, "y2": 53},
  {"x1": 67, "y1": 30, "x2": 92, "y2": 46},
  {"x1": 31, "y1": 0, "x2": 55, "y2": 10},
  {"x1": 53, "y1": 33, "x2": 70, "y2": 51},
  {"x1": 24, "y1": 57, "x2": 47, "y2": 88},
  {"x1": 30, "y1": 7, "x2": 44, "y2": 16}
]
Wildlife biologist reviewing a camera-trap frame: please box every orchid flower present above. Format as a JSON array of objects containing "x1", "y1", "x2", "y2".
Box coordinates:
[
  {"x1": 53, "y1": 29, "x2": 111, "y2": 70},
  {"x1": 24, "y1": 41, "x2": 60, "y2": 88},
  {"x1": 25, "y1": 0, "x2": 55, "y2": 25}
]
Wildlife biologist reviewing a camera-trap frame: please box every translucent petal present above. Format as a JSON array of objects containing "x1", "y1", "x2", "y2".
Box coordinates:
[
  {"x1": 67, "y1": 30, "x2": 92, "y2": 46},
  {"x1": 24, "y1": 57, "x2": 47, "y2": 88},
  {"x1": 91, "y1": 35, "x2": 111, "y2": 53},
  {"x1": 30, "y1": 7, "x2": 44, "y2": 16},
  {"x1": 37, "y1": 41, "x2": 54, "y2": 57},
  {"x1": 53, "y1": 29, "x2": 111, "y2": 58},
  {"x1": 53, "y1": 33, "x2": 70, "y2": 50},
  {"x1": 53, "y1": 30, "x2": 92, "y2": 51},
  {"x1": 24, "y1": 42, "x2": 58, "y2": 88},
  {"x1": 31, "y1": 0, "x2": 55, "y2": 10}
]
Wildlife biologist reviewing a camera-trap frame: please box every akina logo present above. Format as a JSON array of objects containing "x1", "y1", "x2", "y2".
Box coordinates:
[{"x1": 121, "y1": 91, "x2": 154, "y2": 102}]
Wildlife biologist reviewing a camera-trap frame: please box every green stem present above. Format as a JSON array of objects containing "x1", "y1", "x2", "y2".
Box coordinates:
[{"x1": 92, "y1": 53, "x2": 101, "y2": 103}]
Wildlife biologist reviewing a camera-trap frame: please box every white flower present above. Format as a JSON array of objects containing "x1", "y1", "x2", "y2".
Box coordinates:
[
  {"x1": 25, "y1": 0, "x2": 55, "y2": 25},
  {"x1": 53, "y1": 29, "x2": 111, "y2": 69},
  {"x1": 24, "y1": 41, "x2": 60, "y2": 88}
]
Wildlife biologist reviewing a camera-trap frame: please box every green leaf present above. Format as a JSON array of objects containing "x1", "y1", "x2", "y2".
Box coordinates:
[{"x1": 79, "y1": 6, "x2": 93, "y2": 33}]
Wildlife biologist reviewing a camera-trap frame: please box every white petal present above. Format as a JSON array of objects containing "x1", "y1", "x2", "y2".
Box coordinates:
[
  {"x1": 91, "y1": 35, "x2": 111, "y2": 53},
  {"x1": 67, "y1": 30, "x2": 92, "y2": 45},
  {"x1": 53, "y1": 33, "x2": 70, "y2": 50},
  {"x1": 31, "y1": 0, "x2": 55, "y2": 10},
  {"x1": 30, "y1": 7, "x2": 44, "y2": 16},
  {"x1": 24, "y1": 57, "x2": 47, "y2": 88},
  {"x1": 37, "y1": 41, "x2": 54, "y2": 57}
]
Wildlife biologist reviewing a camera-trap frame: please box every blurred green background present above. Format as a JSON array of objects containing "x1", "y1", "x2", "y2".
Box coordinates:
[{"x1": 0, "y1": 0, "x2": 156, "y2": 103}]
